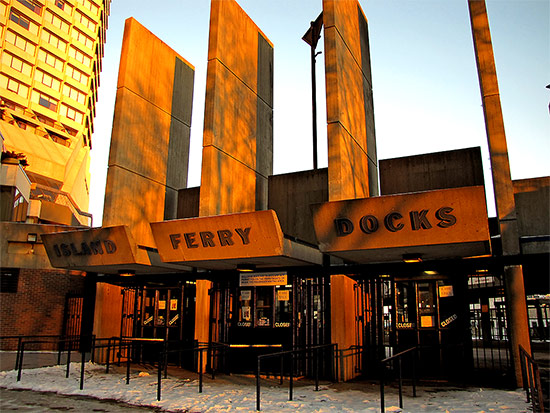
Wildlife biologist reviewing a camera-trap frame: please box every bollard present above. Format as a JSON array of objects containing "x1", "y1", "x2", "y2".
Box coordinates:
[
  {"x1": 17, "y1": 342, "x2": 25, "y2": 382},
  {"x1": 80, "y1": 350, "x2": 86, "y2": 390},
  {"x1": 66, "y1": 340, "x2": 72, "y2": 378}
]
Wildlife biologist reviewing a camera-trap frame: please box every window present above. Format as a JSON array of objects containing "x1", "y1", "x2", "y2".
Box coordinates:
[
  {"x1": 68, "y1": 46, "x2": 91, "y2": 67},
  {"x1": 9, "y1": 10, "x2": 30, "y2": 30},
  {"x1": 16, "y1": 0, "x2": 42, "y2": 15},
  {"x1": 65, "y1": 65, "x2": 89, "y2": 86},
  {"x1": 55, "y1": 0, "x2": 70, "y2": 13},
  {"x1": 63, "y1": 84, "x2": 87, "y2": 105},
  {"x1": 2, "y1": 53, "x2": 32, "y2": 76},
  {"x1": 75, "y1": 10, "x2": 97, "y2": 32},
  {"x1": 71, "y1": 28, "x2": 94, "y2": 50},
  {"x1": 34, "y1": 69, "x2": 61, "y2": 91},
  {"x1": 1, "y1": 269, "x2": 20, "y2": 293},
  {"x1": 0, "y1": 75, "x2": 29, "y2": 98},
  {"x1": 44, "y1": 10, "x2": 70, "y2": 34},
  {"x1": 77, "y1": 0, "x2": 99, "y2": 15},
  {"x1": 61, "y1": 103, "x2": 83, "y2": 123},
  {"x1": 41, "y1": 30, "x2": 67, "y2": 52},
  {"x1": 35, "y1": 92, "x2": 58, "y2": 111},
  {"x1": 38, "y1": 49, "x2": 64, "y2": 71},
  {"x1": 5, "y1": 30, "x2": 36, "y2": 55}
]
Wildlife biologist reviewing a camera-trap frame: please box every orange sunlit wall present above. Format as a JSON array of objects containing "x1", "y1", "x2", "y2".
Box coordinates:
[
  {"x1": 200, "y1": 0, "x2": 274, "y2": 217},
  {"x1": 323, "y1": 0, "x2": 378, "y2": 201},
  {"x1": 103, "y1": 18, "x2": 194, "y2": 247}
]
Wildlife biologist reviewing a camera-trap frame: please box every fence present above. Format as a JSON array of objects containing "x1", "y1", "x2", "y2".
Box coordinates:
[
  {"x1": 255, "y1": 343, "x2": 338, "y2": 411},
  {"x1": 379, "y1": 346, "x2": 418, "y2": 413},
  {"x1": 519, "y1": 344, "x2": 545, "y2": 413}
]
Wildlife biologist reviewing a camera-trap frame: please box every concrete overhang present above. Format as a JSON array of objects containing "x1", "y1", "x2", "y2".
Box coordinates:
[
  {"x1": 150, "y1": 210, "x2": 323, "y2": 271},
  {"x1": 41, "y1": 225, "x2": 193, "y2": 275},
  {"x1": 312, "y1": 186, "x2": 492, "y2": 264}
]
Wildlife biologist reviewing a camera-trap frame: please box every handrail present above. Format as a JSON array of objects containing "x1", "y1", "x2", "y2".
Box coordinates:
[
  {"x1": 156, "y1": 342, "x2": 229, "y2": 401},
  {"x1": 519, "y1": 345, "x2": 545, "y2": 412},
  {"x1": 255, "y1": 343, "x2": 338, "y2": 411},
  {"x1": 379, "y1": 346, "x2": 418, "y2": 413}
]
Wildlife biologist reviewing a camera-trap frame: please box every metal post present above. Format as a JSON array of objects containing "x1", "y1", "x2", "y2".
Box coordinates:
[
  {"x1": 17, "y1": 342, "x2": 25, "y2": 382},
  {"x1": 126, "y1": 348, "x2": 131, "y2": 385},
  {"x1": 289, "y1": 353, "x2": 294, "y2": 401},
  {"x1": 91, "y1": 335, "x2": 96, "y2": 363},
  {"x1": 412, "y1": 349, "x2": 417, "y2": 398},
  {"x1": 256, "y1": 356, "x2": 261, "y2": 411},
  {"x1": 315, "y1": 347, "x2": 319, "y2": 391},
  {"x1": 66, "y1": 339, "x2": 72, "y2": 378},
  {"x1": 80, "y1": 350, "x2": 86, "y2": 390},
  {"x1": 280, "y1": 354, "x2": 284, "y2": 385},
  {"x1": 15, "y1": 336, "x2": 22, "y2": 370},
  {"x1": 106, "y1": 338, "x2": 111, "y2": 373},
  {"x1": 398, "y1": 358, "x2": 403, "y2": 409},
  {"x1": 310, "y1": 29, "x2": 318, "y2": 170},
  {"x1": 380, "y1": 362, "x2": 385, "y2": 413},
  {"x1": 157, "y1": 353, "x2": 162, "y2": 401},
  {"x1": 199, "y1": 349, "x2": 203, "y2": 393}
]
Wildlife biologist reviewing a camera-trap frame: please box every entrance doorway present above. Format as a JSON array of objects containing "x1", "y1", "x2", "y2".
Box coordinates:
[
  {"x1": 209, "y1": 274, "x2": 330, "y2": 375},
  {"x1": 357, "y1": 274, "x2": 471, "y2": 380},
  {"x1": 120, "y1": 282, "x2": 196, "y2": 367}
]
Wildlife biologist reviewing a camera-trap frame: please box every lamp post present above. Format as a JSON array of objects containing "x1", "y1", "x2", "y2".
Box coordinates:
[{"x1": 302, "y1": 12, "x2": 323, "y2": 170}]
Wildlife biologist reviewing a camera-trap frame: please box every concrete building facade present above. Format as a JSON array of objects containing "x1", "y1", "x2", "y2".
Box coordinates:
[
  {"x1": 0, "y1": 0, "x2": 110, "y2": 342},
  {"x1": 3, "y1": 0, "x2": 548, "y2": 389}
]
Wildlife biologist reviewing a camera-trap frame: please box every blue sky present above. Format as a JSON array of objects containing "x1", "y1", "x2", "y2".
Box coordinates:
[{"x1": 89, "y1": 0, "x2": 550, "y2": 225}]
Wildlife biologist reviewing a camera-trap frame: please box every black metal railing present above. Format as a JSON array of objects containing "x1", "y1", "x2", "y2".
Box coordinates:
[
  {"x1": 255, "y1": 343, "x2": 338, "y2": 411},
  {"x1": 519, "y1": 344, "x2": 545, "y2": 412},
  {"x1": 156, "y1": 342, "x2": 229, "y2": 401},
  {"x1": 379, "y1": 346, "x2": 418, "y2": 413}
]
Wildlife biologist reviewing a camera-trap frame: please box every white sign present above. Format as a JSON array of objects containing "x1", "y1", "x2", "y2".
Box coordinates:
[
  {"x1": 239, "y1": 272, "x2": 287, "y2": 287},
  {"x1": 439, "y1": 285, "x2": 454, "y2": 298}
]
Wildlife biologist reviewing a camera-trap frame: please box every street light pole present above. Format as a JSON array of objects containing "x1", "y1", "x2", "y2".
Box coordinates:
[{"x1": 303, "y1": 12, "x2": 323, "y2": 170}]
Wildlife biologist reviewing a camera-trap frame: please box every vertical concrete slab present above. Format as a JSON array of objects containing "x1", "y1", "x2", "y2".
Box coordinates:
[
  {"x1": 323, "y1": 0, "x2": 378, "y2": 201},
  {"x1": 200, "y1": 0, "x2": 273, "y2": 217},
  {"x1": 103, "y1": 18, "x2": 194, "y2": 247}
]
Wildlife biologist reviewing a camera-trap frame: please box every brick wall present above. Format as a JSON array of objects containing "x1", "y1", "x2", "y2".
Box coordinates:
[{"x1": 0, "y1": 269, "x2": 86, "y2": 350}]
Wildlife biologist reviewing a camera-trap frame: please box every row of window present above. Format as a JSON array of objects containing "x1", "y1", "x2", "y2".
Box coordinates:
[
  {"x1": 5, "y1": 30, "x2": 92, "y2": 86},
  {"x1": 8, "y1": 13, "x2": 96, "y2": 69},
  {"x1": 1, "y1": 74, "x2": 86, "y2": 124},
  {"x1": 9, "y1": 7, "x2": 99, "y2": 40}
]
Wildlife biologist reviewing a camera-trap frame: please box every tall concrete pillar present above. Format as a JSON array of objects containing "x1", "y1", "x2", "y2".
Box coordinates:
[
  {"x1": 196, "y1": 0, "x2": 274, "y2": 352},
  {"x1": 468, "y1": 0, "x2": 530, "y2": 386},
  {"x1": 98, "y1": 18, "x2": 194, "y2": 342},
  {"x1": 323, "y1": 0, "x2": 377, "y2": 380}
]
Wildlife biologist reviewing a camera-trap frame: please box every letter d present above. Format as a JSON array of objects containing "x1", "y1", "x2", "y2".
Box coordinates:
[{"x1": 334, "y1": 218, "x2": 354, "y2": 236}]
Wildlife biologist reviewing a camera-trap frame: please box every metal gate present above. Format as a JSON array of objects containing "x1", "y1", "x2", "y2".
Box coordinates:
[
  {"x1": 62, "y1": 294, "x2": 83, "y2": 350},
  {"x1": 468, "y1": 270, "x2": 512, "y2": 382}
]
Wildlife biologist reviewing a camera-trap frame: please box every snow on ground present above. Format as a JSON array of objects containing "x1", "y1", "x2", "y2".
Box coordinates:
[{"x1": 0, "y1": 362, "x2": 530, "y2": 412}]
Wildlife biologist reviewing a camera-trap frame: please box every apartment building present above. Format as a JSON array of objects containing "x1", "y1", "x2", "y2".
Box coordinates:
[{"x1": 0, "y1": 0, "x2": 110, "y2": 342}]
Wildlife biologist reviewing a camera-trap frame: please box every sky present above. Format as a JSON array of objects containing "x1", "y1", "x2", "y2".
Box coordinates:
[
  {"x1": 0, "y1": 359, "x2": 529, "y2": 411},
  {"x1": 89, "y1": 0, "x2": 550, "y2": 226}
]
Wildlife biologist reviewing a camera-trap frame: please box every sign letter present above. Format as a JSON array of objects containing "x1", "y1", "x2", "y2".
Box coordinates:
[
  {"x1": 217, "y1": 230, "x2": 234, "y2": 246},
  {"x1": 200, "y1": 231, "x2": 216, "y2": 247},
  {"x1": 184, "y1": 233, "x2": 199, "y2": 248},
  {"x1": 235, "y1": 228, "x2": 251, "y2": 245},
  {"x1": 335, "y1": 218, "x2": 354, "y2": 236},
  {"x1": 359, "y1": 215, "x2": 379, "y2": 234},
  {"x1": 410, "y1": 210, "x2": 432, "y2": 230},
  {"x1": 436, "y1": 207, "x2": 457, "y2": 228},
  {"x1": 170, "y1": 233, "x2": 181, "y2": 249},
  {"x1": 104, "y1": 240, "x2": 117, "y2": 254},
  {"x1": 384, "y1": 212, "x2": 404, "y2": 232}
]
